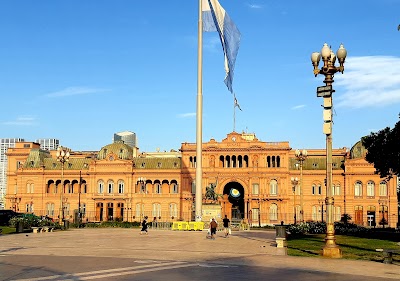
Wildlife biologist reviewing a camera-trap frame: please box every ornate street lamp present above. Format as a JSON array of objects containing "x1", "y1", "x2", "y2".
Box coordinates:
[
  {"x1": 295, "y1": 149, "x2": 307, "y2": 222},
  {"x1": 56, "y1": 146, "x2": 70, "y2": 225},
  {"x1": 291, "y1": 177, "x2": 299, "y2": 224},
  {"x1": 137, "y1": 177, "x2": 146, "y2": 220},
  {"x1": 311, "y1": 43, "x2": 347, "y2": 258}
]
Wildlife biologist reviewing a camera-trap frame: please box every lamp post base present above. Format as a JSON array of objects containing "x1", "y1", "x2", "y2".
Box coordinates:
[{"x1": 322, "y1": 245, "x2": 342, "y2": 258}]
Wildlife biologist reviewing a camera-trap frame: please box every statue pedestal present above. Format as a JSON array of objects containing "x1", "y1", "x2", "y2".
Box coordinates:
[{"x1": 202, "y1": 204, "x2": 222, "y2": 224}]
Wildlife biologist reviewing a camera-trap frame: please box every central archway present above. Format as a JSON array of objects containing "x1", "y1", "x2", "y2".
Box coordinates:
[{"x1": 223, "y1": 182, "x2": 245, "y2": 219}]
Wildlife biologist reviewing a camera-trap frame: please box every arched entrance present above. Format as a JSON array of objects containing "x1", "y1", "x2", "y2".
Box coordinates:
[{"x1": 223, "y1": 182, "x2": 245, "y2": 219}]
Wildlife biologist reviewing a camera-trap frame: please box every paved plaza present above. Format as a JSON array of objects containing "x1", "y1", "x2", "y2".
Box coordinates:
[{"x1": 0, "y1": 228, "x2": 399, "y2": 280}]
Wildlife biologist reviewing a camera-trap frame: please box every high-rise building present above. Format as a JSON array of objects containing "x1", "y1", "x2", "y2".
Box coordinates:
[
  {"x1": 35, "y1": 138, "x2": 60, "y2": 151},
  {"x1": 0, "y1": 138, "x2": 24, "y2": 209},
  {"x1": 113, "y1": 131, "x2": 137, "y2": 148}
]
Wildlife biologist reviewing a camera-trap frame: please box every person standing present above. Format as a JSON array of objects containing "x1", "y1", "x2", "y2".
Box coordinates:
[
  {"x1": 140, "y1": 216, "x2": 148, "y2": 235},
  {"x1": 210, "y1": 218, "x2": 218, "y2": 240},
  {"x1": 223, "y1": 215, "x2": 230, "y2": 237}
]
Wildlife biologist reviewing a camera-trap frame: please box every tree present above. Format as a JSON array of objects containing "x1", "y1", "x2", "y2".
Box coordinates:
[
  {"x1": 362, "y1": 115, "x2": 400, "y2": 227},
  {"x1": 361, "y1": 115, "x2": 400, "y2": 180}
]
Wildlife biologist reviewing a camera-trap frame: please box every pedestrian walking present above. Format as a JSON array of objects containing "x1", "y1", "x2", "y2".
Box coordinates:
[
  {"x1": 210, "y1": 218, "x2": 218, "y2": 240},
  {"x1": 223, "y1": 215, "x2": 230, "y2": 237},
  {"x1": 140, "y1": 216, "x2": 148, "y2": 235}
]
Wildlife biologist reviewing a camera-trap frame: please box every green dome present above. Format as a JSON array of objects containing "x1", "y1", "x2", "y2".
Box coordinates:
[
  {"x1": 350, "y1": 140, "x2": 367, "y2": 159},
  {"x1": 97, "y1": 141, "x2": 133, "y2": 160}
]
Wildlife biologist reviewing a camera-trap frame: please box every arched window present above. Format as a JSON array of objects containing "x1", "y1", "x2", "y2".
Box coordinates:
[
  {"x1": 269, "y1": 204, "x2": 278, "y2": 220},
  {"x1": 354, "y1": 181, "x2": 362, "y2": 197},
  {"x1": 277, "y1": 156, "x2": 281, "y2": 168},
  {"x1": 267, "y1": 156, "x2": 271, "y2": 168},
  {"x1": 269, "y1": 179, "x2": 278, "y2": 195},
  {"x1": 171, "y1": 182, "x2": 178, "y2": 194},
  {"x1": 118, "y1": 180, "x2": 124, "y2": 194},
  {"x1": 238, "y1": 155, "x2": 243, "y2": 168},
  {"x1": 232, "y1": 155, "x2": 237, "y2": 168},
  {"x1": 26, "y1": 182, "x2": 34, "y2": 193},
  {"x1": 366, "y1": 181, "x2": 375, "y2": 197},
  {"x1": 312, "y1": 184, "x2": 316, "y2": 195},
  {"x1": 152, "y1": 203, "x2": 161, "y2": 218},
  {"x1": 379, "y1": 181, "x2": 387, "y2": 196},
  {"x1": 244, "y1": 155, "x2": 249, "y2": 167},
  {"x1": 219, "y1": 155, "x2": 225, "y2": 168},
  {"x1": 155, "y1": 183, "x2": 162, "y2": 194},
  {"x1": 98, "y1": 180, "x2": 104, "y2": 194},
  {"x1": 107, "y1": 180, "x2": 114, "y2": 194},
  {"x1": 169, "y1": 203, "x2": 177, "y2": 218}
]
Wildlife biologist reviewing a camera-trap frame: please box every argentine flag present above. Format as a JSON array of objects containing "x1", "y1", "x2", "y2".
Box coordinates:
[{"x1": 202, "y1": 0, "x2": 241, "y2": 93}]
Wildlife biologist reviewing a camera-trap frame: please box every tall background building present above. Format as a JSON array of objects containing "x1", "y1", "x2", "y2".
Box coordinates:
[
  {"x1": 0, "y1": 138, "x2": 25, "y2": 209},
  {"x1": 113, "y1": 131, "x2": 137, "y2": 148},
  {"x1": 35, "y1": 138, "x2": 60, "y2": 151}
]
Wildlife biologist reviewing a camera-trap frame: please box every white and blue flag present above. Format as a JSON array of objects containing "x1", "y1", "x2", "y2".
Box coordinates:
[{"x1": 202, "y1": 0, "x2": 241, "y2": 93}]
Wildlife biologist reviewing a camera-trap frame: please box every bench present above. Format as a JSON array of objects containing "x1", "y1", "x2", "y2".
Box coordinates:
[
  {"x1": 31, "y1": 227, "x2": 42, "y2": 233},
  {"x1": 376, "y1": 248, "x2": 400, "y2": 264},
  {"x1": 41, "y1": 226, "x2": 54, "y2": 232}
]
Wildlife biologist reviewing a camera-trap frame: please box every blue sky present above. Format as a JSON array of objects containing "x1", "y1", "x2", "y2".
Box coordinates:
[{"x1": 1, "y1": 0, "x2": 400, "y2": 152}]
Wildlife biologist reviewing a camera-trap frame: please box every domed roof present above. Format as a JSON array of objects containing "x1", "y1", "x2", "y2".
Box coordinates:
[
  {"x1": 350, "y1": 140, "x2": 367, "y2": 159},
  {"x1": 97, "y1": 141, "x2": 133, "y2": 160}
]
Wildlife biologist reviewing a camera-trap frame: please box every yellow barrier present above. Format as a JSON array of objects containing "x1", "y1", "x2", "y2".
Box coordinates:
[{"x1": 172, "y1": 221, "x2": 204, "y2": 231}]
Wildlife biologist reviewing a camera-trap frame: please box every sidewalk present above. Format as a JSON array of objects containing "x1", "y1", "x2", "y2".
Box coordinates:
[{"x1": 0, "y1": 228, "x2": 399, "y2": 279}]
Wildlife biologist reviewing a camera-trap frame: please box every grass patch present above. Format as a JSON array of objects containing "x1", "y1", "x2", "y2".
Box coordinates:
[
  {"x1": 287, "y1": 234, "x2": 400, "y2": 262},
  {"x1": 0, "y1": 226, "x2": 17, "y2": 234}
]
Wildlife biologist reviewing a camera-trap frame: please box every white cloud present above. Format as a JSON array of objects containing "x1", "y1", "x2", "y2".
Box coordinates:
[
  {"x1": 291, "y1": 104, "x2": 306, "y2": 110},
  {"x1": 247, "y1": 3, "x2": 263, "y2": 9},
  {"x1": 2, "y1": 116, "x2": 37, "y2": 126},
  {"x1": 178, "y1": 113, "x2": 196, "y2": 118},
  {"x1": 203, "y1": 37, "x2": 221, "y2": 53},
  {"x1": 46, "y1": 87, "x2": 110, "y2": 97},
  {"x1": 335, "y1": 56, "x2": 400, "y2": 108}
]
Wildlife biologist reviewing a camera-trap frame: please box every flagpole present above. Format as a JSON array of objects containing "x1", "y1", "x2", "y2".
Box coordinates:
[
  {"x1": 195, "y1": 0, "x2": 203, "y2": 222},
  {"x1": 233, "y1": 94, "x2": 236, "y2": 132}
]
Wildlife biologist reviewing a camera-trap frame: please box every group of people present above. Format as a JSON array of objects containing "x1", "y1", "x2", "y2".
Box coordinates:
[
  {"x1": 140, "y1": 215, "x2": 232, "y2": 238},
  {"x1": 208, "y1": 215, "x2": 231, "y2": 239}
]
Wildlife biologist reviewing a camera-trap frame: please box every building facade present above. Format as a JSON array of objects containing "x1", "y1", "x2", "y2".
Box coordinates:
[
  {"x1": 0, "y1": 138, "x2": 25, "y2": 209},
  {"x1": 4, "y1": 132, "x2": 399, "y2": 227}
]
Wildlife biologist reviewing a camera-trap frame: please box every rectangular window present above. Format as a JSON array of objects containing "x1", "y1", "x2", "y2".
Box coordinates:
[
  {"x1": 152, "y1": 203, "x2": 161, "y2": 217},
  {"x1": 191, "y1": 181, "x2": 196, "y2": 194},
  {"x1": 379, "y1": 182, "x2": 387, "y2": 196},
  {"x1": 135, "y1": 203, "x2": 142, "y2": 219},
  {"x1": 252, "y1": 184, "x2": 259, "y2": 195},
  {"x1": 251, "y1": 208, "x2": 259, "y2": 222},
  {"x1": 169, "y1": 203, "x2": 177, "y2": 218}
]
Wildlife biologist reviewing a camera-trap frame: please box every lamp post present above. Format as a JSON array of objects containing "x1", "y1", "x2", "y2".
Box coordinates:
[
  {"x1": 291, "y1": 177, "x2": 299, "y2": 224},
  {"x1": 78, "y1": 170, "x2": 82, "y2": 226},
  {"x1": 311, "y1": 43, "x2": 347, "y2": 258},
  {"x1": 56, "y1": 146, "x2": 70, "y2": 225},
  {"x1": 138, "y1": 177, "x2": 146, "y2": 220},
  {"x1": 295, "y1": 149, "x2": 307, "y2": 222}
]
